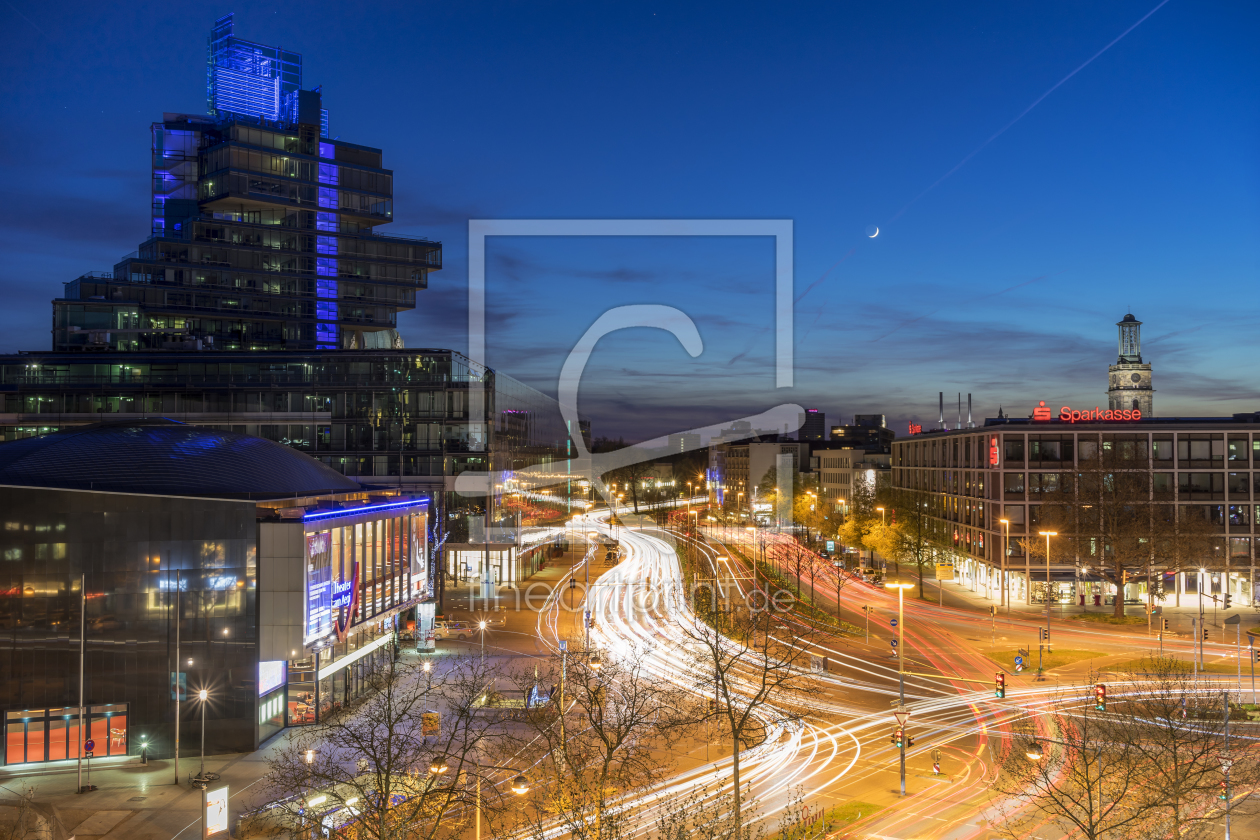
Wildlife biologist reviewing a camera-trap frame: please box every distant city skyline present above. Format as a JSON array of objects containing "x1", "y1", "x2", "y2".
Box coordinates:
[{"x1": 1, "y1": 1, "x2": 1256, "y2": 440}]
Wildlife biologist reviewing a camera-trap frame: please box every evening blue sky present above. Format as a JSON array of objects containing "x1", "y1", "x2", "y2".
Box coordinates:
[{"x1": 1, "y1": 1, "x2": 1256, "y2": 441}]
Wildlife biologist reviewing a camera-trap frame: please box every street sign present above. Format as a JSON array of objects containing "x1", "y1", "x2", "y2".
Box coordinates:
[
  {"x1": 890, "y1": 639, "x2": 899, "y2": 647},
  {"x1": 83, "y1": 739, "x2": 95, "y2": 754},
  {"x1": 1014, "y1": 656, "x2": 1024, "y2": 666},
  {"x1": 559, "y1": 640, "x2": 567, "y2": 651},
  {"x1": 890, "y1": 618, "x2": 898, "y2": 627}
]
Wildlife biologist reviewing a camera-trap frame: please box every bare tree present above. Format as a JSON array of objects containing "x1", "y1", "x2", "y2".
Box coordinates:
[
  {"x1": 253, "y1": 653, "x2": 505, "y2": 840},
  {"x1": 991, "y1": 675, "x2": 1158, "y2": 840},
  {"x1": 676, "y1": 596, "x2": 821, "y2": 839},
  {"x1": 992, "y1": 663, "x2": 1259, "y2": 840},
  {"x1": 1116, "y1": 657, "x2": 1258, "y2": 839},
  {"x1": 652, "y1": 784, "x2": 766, "y2": 840},
  {"x1": 0, "y1": 785, "x2": 43, "y2": 840},
  {"x1": 508, "y1": 646, "x2": 691, "y2": 840}
]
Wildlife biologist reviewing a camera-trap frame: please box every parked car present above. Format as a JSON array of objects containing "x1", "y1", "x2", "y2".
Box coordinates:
[{"x1": 434, "y1": 620, "x2": 472, "y2": 641}]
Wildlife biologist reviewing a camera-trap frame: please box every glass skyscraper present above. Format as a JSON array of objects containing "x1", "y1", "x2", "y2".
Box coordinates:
[
  {"x1": 58, "y1": 14, "x2": 434, "y2": 354},
  {"x1": 6, "y1": 14, "x2": 582, "y2": 494}
]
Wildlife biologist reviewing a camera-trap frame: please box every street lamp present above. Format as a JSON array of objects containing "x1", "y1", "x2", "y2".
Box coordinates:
[
  {"x1": 472, "y1": 761, "x2": 530, "y2": 840},
  {"x1": 197, "y1": 689, "x2": 209, "y2": 777},
  {"x1": 1025, "y1": 741, "x2": 1044, "y2": 761},
  {"x1": 886, "y1": 581, "x2": 914, "y2": 796},
  {"x1": 877, "y1": 507, "x2": 886, "y2": 526},
  {"x1": 478, "y1": 620, "x2": 487, "y2": 666},
  {"x1": 1038, "y1": 531, "x2": 1057, "y2": 674},
  {"x1": 999, "y1": 518, "x2": 1010, "y2": 614}
]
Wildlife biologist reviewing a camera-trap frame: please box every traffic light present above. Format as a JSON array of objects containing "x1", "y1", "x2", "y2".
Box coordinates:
[
  {"x1": 995, "y1": 672, "x2": 1006, "y2": 699},
  {"x1": 1162, "y1": 619, "x2": 1170, "y2": 632},
  {"x1": 906, "y1": 733, "x2": 915, "y2": 747},
  {"x1": 1203, "y1": 627, "x2": 1210, "y2": 641},
  {"x1": 1253, "y1": 648, "x2": 1259, "y2": 664},
  {"x1": 1039, "y1": 627, "x2": 1049, "y2": 641},
  {"x1": 1220, "y1": 781, "x2": 1230, "y2": 800},
  {"x1": 1094, "y1": 683, "x2": 1107, "y2": 711},
  {"x1": 891, "y1": 728, "x2": 904, "y2": 748},
  {"x1": 1225, "y1": 594, "x2": 1233, "y2": 609}
]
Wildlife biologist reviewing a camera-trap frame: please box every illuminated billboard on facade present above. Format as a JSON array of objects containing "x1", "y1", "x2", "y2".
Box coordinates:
[
  {"x1": 258, "y1": 660, "x2": 287, "y2": 696},
  {"x1": 303, "y1": 500, "x2": 430, "y2": 647},
  {"x1": 305, "y1": 531, "x2": 333, "y2": 644}
]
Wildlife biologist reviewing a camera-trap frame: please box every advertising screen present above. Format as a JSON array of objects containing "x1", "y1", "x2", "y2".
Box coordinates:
[
  {"x1": 411, "y1": 512, "x2": 428, "y2": 597},
  {"x1": 204, "y1": 785, "x2": 229, "y2": 836},
  {"x1": 305, "y1": 531, "x2": 333, "y2": 644},
  {"x1": 258, "y1": 661, "x2": 287, "y2": 697}
]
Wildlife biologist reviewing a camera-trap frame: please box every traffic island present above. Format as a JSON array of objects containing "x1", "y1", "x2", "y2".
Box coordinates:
[{"x1": 985, "y1": 648, "x2": 1104, "y2": 673}]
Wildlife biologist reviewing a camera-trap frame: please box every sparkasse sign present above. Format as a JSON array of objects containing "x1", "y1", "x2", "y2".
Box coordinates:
[{"x1": 1032, "y1": 401, "x2": 1142, "y2": 423}]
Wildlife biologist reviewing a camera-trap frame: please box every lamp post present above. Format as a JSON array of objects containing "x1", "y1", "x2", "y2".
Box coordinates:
[
  {"x1": 197, "y1": 689, "x2": 208, "y2": 778},
  {"x1": 1000, "y1": 519, "x2": 1010, "y2": 614},
  {"x1": 478, "y1": 620, "x2": 487, "y2": 667},
  {"x1": 886, "y1": 580, "x2": 914, "y2": 796},
  {"x1": 1038, "y1": 531, "x2": 1057, "y2": 675},
  {"x1": 1199, "y1": 567, "x2": 1207, "y2": 670},
  {"x1": 471, "y1": 758, "x2": 529, "y2": 840}
]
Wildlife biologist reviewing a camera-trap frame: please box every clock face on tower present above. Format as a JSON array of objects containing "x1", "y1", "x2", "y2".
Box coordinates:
[{"x1": 1130, "y1": 373, "x2": 1141, "y2": 383}]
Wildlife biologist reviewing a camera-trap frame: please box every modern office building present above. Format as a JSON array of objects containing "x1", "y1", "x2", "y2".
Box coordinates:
[
  {"x1": 891, "y1": 407, "x2": 1260, "y2": 608},
  {"x1": 0, "y1": 350, "x2": 573, "y2": 489},
  {"x1": 5, "y1": 14, "x2": 578, "y2": 495},
  {"x1": 829, "y1": 414, "x2": 895, "y2": 453},
  {"x1": 707, "y1": 440, "x2": 812, "y2": 516},
  {"x1": 57, "y1": 12, "x2": 438, "y2": 354},
  {"x1": 798, "y1": 409, "x2": 826, "y2": 441},
  {"x1": 812, "y1": 447, "x2": 891, "y2": 508},
  {"x1": 0, "y1": 420, "x2": 430, "y2": 767},
  {"x1": 667, "y1": 432, "x2": 701, "y2": 453}
]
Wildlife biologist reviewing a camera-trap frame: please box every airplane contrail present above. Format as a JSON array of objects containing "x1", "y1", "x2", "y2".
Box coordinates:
[{"x1": 887, "y1": 0, "x2": 1174, "y2": 224}]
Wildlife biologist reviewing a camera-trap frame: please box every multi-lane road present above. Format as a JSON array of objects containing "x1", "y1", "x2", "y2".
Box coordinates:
[{"x1": 502, "y1": 511, "x2": 1253, "y2": 839}]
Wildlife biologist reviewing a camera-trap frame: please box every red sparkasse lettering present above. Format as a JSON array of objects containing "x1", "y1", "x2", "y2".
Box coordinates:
[
  {"x1": 1060, "y1": 407, "x2": 1071, "y2": 421},
  {"x1": 1133, "y1": 409, "x2": 1142, "y2": 420}
]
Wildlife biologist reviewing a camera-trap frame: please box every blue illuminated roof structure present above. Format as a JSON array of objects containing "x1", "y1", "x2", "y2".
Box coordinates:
[{"x1": 207, "y1": 13, "x2": 326, "y2": 134}]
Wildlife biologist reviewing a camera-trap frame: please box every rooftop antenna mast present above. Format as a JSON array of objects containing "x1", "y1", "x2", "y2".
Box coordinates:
[
  {"x1": 967, "y1": 393, "x2": 974, "y2": 429},
  {"x1": 956, "y1": 393, "x2": 961, "y2": 430},
  {"x1": 938, "y1": 392, "x2": 944, "y2": 429}
]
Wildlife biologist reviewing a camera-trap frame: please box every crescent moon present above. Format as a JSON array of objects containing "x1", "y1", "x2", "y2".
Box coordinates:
[
  {"x1": 865, "y1": 224, "x2": 879, "y2": 238},
  {"x1": 868, "y1": 227, "x2": 879, "y2": 238}
]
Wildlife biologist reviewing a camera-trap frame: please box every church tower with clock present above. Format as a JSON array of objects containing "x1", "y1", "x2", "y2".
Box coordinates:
[{"x1": 1107, "y1": 313, "x2": 1154, "y2": 416}]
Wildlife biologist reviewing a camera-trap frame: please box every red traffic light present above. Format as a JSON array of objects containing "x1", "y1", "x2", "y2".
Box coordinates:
[{"x1": 1094, "y1": 683, "x2": 1106, "y2": 710}]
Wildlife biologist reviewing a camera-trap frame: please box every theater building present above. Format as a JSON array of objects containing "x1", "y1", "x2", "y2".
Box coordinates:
[{"x1": 0, "y1": 420, "x2": 429, "y2": 771}]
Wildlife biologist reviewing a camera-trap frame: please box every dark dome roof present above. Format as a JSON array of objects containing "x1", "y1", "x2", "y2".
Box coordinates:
[
  {"x1": 1121, "y1": 313, "x2": 1137, "y2": 322},
  {"x1": 0, "y1": 419, "x2": 361, "y2": 498}
]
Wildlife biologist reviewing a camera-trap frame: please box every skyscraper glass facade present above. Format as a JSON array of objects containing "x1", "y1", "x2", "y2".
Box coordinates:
[
  {"x1": 9, "y1": 13, "x2": 581, "y2": 494},
  {"x1": 59, "y1": 13, "x2": 426, "y2": 353}
]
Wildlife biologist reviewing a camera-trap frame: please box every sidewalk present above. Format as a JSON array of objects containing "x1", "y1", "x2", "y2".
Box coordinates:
[{"x1": 921, "y1": 572, "x2": 1259, "y2": 636}]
